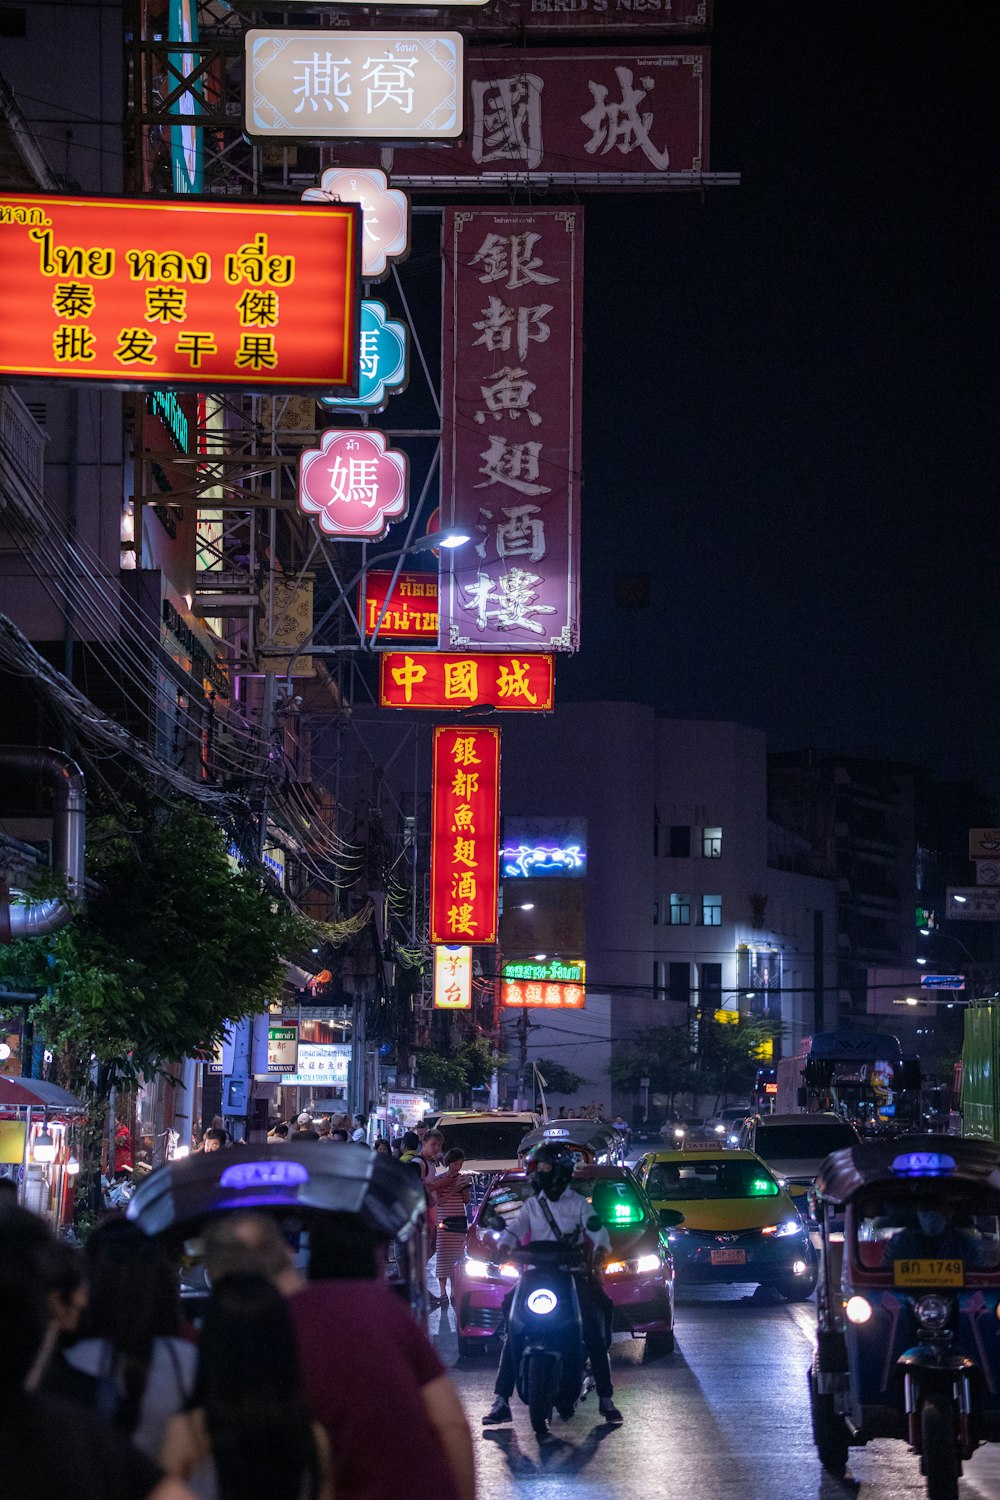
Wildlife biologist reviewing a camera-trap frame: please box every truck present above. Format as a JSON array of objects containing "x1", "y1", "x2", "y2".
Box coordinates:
[
  {"x1": 772, "y1": 1027, "x2": 922, "y2": 1132},
  {"x1": 960, "y1": 1004, "x2": 1000, "y2": 1140}
]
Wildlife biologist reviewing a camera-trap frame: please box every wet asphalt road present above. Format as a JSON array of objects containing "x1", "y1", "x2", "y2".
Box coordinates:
[{"x1": 429, "y1": 1284, "x2": 1000, "y2": 1500}]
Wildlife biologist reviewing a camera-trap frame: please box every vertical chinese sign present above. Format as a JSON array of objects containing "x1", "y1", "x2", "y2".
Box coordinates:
[
  {"x1": 429, "y1": 726, "x2": 500, "y2": 946},
  {"x1": 433, "y1": 945, "x2": 473, "y2": 1009},
  {"x1": 441, "y1": 208, "x2": 583, "y2": 651}
]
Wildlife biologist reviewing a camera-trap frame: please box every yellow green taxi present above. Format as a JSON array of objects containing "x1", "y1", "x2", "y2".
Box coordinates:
[{"x1": 635, "y1": 1145, "x2": 817, "y2": 1301}]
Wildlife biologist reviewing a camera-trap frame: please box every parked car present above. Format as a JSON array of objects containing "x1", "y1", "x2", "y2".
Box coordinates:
[
  {"x1": 434, "y1": 1110, "x2": 540, "y2": 1199},
  {"x1": 736, "y1": 1112, "x2": 862, "y2": 1213},
  {"x1": 636, "y1": 1146, "x2": 817, "y2": 1300},
  {"x1": 450, "y1": 1164, "x2": 675, "y2": 1358}
]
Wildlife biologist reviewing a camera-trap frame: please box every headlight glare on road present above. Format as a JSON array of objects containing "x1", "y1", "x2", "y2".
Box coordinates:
[{"x1": 845, "y1": 1295, "x2": 873, "y2": 1324}]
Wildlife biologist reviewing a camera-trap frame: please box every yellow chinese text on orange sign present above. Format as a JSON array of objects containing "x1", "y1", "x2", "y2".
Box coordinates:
[{"x1": 380, "y1": 652, "x2": 554, "y2": 711}]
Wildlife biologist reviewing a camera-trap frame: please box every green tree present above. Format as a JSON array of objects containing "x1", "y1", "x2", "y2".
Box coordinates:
[
  {"x1": 609, "y1": 1025, "x2": 695, "y2": 1111},
  {"x1": 414, "y1": 1031, "x2": 507, "y2": 1105},
  {"x1": 534, "y1": 1057, "x2": 585, "y2": 1096},
  {"x1": 698, "y1": 1014, "x2": 784, "y2": 1106}
]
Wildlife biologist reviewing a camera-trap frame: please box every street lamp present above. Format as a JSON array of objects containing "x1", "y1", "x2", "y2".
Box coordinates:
[{"x1": 282, "y1": 528, "x2": 470, "y2": 695}]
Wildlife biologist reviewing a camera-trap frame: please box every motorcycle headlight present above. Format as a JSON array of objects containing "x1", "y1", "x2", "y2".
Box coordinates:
[
  {"x1": 673, "y1": 1126, "x2": 685, "y2": 1138},
  {"x1": 635, "y1": 1253, "x2": 661, "y2": 1274},
  {"x1": 915, "y1": 1294, "x2": 951, "y2": 1332},
  {"x1": 526, "y1": 1288, "x2": 557, "y2": 1315}
]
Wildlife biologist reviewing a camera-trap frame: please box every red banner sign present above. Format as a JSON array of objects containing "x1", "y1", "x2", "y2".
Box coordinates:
[
  {"x1": 361, "y1": 571, "x2": 439, "y2": 639},
  {"x1": 0, "y1": 193, "x2": 361, "y2": 390},
  {"x1": 502, "y1": 979, "x2": 585, "y2": 1009},
  {"x1": 380, "y1": 652, "x2": 554, "y2": 711},
  {"x1": 429, "y1": 726, "x2": 501, "y2": 945},
  {"x1": 323, "y1": 48, "x2": 709, "y2": 186},
  {"x1": 442, "y1": 208, "x2": 583, "y2": 653}
]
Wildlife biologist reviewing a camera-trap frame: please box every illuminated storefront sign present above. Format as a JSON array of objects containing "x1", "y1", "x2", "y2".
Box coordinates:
[
  {"x1": 0, "y1": 194, "x2": 361, "y2": 390},
  {"x1": 280, "y1": 1042, "x2": 351, "y2": 1087},
  {"x1": 442, "y1": 208, "x2": 583, "y2": 652},
  {"x1": 434, "y1": 945, "x2": 473, "y2": 1009},
  {"x1": 303, "y1": 170, "x2": 410, "y2": 282},
  {"x1": 298, "y1": 428, "x2": 408, "y2": 539},
  {"x1": 380, "y1": 652, "x2": 554, "y2": 711},
  {"x1": 429, "y1": 725, "x2": 500, "y2": 946},
  {"x1": 169, "y1": 0, "x2": 203, "y2": 194},
  {"x1": 500, "y1": 839, "x2": 585, "y2": 877},
  {"x1": 267, "y1": 1023, "x2": 298, "y2": 1074},
  {"x1": 502, "y1": 958, "x2": 585, "y2": 984},
  {"x1": 322, "y1": 301, "x2": 408, "y2": 412},
  {"x1": 502, "y1": 979, "x2": 585, "y2": 1009},
  {"x1": 361, "y1": 571, "x2": 438, "y2": 640},
  {"x1": 147, "y1": 389, "x2": 190, "y2": 452},
  {"x1": 245, "y1": 31, "x2": 464, "y2": 141}
]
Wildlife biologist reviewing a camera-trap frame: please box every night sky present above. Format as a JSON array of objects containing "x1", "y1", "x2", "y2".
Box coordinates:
[{"x1": 552, "y1": 1, "x2": 997, "y2": 781}]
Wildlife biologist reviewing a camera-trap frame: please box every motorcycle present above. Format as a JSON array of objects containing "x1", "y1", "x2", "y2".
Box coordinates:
[
  {"x1": 499, "y1": 1240, "x2": 589, "y2": 1437},
  {"x1": 809, "y1": 1133, "x2": 1000, "y2": 1500}
]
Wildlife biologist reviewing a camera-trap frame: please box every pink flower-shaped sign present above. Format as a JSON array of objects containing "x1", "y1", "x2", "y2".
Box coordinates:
[
  {"x1": 298, "y1": 429, "x2": 409, "y2": 541},
  {"x1": 301, "y1": 168, "x2": 409, "y2": 282}
]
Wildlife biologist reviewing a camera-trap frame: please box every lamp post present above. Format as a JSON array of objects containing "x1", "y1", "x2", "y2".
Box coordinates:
[{"x1": 917, "y1": 927, "x2": 997, "y2": 1001}]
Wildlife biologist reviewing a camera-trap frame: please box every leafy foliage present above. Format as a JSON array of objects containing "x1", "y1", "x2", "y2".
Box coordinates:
[
  {"x1": 533, "y1": 1057, "x2": 585, "y2": 1096},
  {"x1": 0, "y1": 803, "x2": 308, "y2": 1090},
  {"x1": 415, "y1": 1031, "x2": 508, "y2": 1103},
  {"x1": 610, "y1": 1016, "x2": 783, "y2": 1108}
]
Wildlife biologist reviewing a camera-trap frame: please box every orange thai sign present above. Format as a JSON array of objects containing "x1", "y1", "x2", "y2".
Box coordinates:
[
  {"x1": 380, "y1": 653, "x2": 554, "y2": 711},
  {"x1": 0, "y1": 193, "x2": 360, "y2": 390},
  {"x1": 502, "y1": 979, "x2": 585, "y2": 1009},
  {"x1": 429, "y1": 726, "x2": 500, "y2": 946},
  {"x1": 360, "y1": 571, "x2": 438, "y2": 639}
]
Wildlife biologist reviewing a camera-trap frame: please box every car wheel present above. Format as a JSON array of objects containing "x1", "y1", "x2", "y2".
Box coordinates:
[
  {"x1": 645, "y1": 1329, "x2": 675, "y2": 1357},
  {"x1": 808, "y1": 1369, "x2": 849, "y2": 1475},
  {"x1": 779, "y1": 1276, "x2": 817, "y2": 1302}
]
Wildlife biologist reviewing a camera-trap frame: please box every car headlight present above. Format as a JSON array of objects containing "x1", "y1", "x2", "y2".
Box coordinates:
[
  {"x1": 603, "y1": 1260, "x2": 627, "y2": 1276},
  {"x1": 845, "y1": 1295, "x2": 873, "y2": 1325},
  {"x1": 464, "y1": 1258, "x2": 491, "y2": 1279},
  {"x1": 499, "y1": 1262, "x2": 520, "y2": 1280},
  {"x1": 760, "y1": 1219, "x2": 804, "y2": 1238},
  {"x1": 602, "y1": 1252, "x2": 663, "y2": 1277},
  {"x1": 714, "y1": 1124, "x2": 726, "y2": 1134},
  {"x1": 673, "y1": 1126, "x2": 685, "y2": 1138},
  {"x1": 635, "y1": 1253, "x2": 662, "y2": 1274}
]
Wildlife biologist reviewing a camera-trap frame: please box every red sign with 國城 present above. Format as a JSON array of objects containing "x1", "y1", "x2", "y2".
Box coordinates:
[
  {"x1": 501, "y1": 980, "x2": 585, "y2": 1009},
  {"x1": 429, "y1": 726, "x2": 500, "y2": 946},
  {"x1": 0, "y1": 193, "x2": 361, "y2": 389},
  {"x1": 360, "y1": 571, "x2": 439, "y2": 639},
  {"x1": 380, "y1": 652, "x2": 554, "y2": 711}
]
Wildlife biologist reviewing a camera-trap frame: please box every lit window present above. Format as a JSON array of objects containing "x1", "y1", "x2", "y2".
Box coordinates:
[
  {"x1": 702, "y1": 827, "x2": 722, "y2": 858},
  {"x1": 669, "y1": 893, "x2": 690, "y2": 925},
  {"x1": 702, "y1": 894, "x2": 722, "y2": 926}
]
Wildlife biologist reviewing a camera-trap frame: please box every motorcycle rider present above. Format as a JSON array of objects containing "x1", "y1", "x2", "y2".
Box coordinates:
[{"x1": 481, "y1": 1143, "x2": 623, "y2": 1429}]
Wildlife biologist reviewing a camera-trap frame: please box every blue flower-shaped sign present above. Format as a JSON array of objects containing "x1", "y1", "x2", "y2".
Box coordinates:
[{"x1": 322, "y1": 301, "x2": 408, "y2": 414}]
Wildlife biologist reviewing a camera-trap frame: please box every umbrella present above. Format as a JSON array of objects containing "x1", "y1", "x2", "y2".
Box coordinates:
[{"x1": 0, "y1": 1076, "x2": 86, "y2": 1113}]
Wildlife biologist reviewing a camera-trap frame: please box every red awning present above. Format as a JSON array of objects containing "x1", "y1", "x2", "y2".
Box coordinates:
[{"x1": 0, "y1": 1077, "x2": 86, "y2": 1113}]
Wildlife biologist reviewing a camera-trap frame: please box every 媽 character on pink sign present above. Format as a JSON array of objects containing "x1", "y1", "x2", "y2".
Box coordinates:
[{"x1": 298, "y1": 427, "x2": 408, "y2": 540}]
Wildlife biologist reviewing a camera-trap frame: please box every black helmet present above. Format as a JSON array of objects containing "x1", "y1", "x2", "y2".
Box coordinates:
[{"x1": 529, "y1": 1142, "x2": 576, "y2": 1200}]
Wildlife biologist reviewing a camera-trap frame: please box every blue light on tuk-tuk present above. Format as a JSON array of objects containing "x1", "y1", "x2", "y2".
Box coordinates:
[
  {"x1": 890, "y1": 1151, "x2": 956, "y2": 1178},
  {"x1": 219, "y1": 1160, "x2": 310, "y2": 1190}
]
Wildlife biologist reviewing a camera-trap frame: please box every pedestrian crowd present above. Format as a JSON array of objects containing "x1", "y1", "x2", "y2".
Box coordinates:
[{"x1": 0, "y1": 1181, "x2": 474, "y2": 1500}]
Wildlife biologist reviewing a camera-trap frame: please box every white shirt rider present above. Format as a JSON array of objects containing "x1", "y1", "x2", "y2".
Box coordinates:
[{"x1": 495, "y1": 1188, "x2": 611, "y2": 1256}]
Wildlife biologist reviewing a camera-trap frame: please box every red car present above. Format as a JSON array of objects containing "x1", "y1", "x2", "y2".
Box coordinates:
[{"x1": 450, "y1": 1164, "x2": 675, "y2": 1357}]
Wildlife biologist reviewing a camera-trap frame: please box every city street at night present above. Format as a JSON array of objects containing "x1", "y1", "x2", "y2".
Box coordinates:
[{"x1": 432, "y1": 1288, "x2": 1000, "y2": 1500}]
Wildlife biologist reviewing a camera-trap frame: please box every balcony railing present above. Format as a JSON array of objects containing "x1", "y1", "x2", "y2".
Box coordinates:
[{"x1": 0, "y1": 386, "x2": 47, "y2": 532}]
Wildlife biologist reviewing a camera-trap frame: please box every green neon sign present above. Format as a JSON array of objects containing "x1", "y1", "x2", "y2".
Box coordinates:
[{"x1": 502, "y1": 958, "x2": 585, "y2": 984}]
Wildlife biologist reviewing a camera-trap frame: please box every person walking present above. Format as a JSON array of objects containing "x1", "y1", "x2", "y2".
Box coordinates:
[
  {"x1": 432, "y1": 1149, "x2": 470, "y2": 1307},
  {"x1": 160, "y1": 1274, "x2": 332, "y2": 1500}
]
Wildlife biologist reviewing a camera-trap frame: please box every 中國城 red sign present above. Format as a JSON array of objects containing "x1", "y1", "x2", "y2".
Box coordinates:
[
  {"x1": 429, "y1": 726, "x2": 500, "y2": 946},
  {"x1": 361, "y1": 571, "x2": 438, "y2": 639},
  {"x1": 442, "y1": 208, "x2": 583, "y2": 652},
  {"x1": 0, "y1": 193, "x2": 361, "y2": 390},
  {"x1": 380, "y1": 652, "x2": 554, "y2": 711}
]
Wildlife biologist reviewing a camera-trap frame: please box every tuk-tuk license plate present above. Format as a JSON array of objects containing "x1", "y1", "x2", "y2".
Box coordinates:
[
  {"x1": 893, "y1": 1259, "x2": 964, "y2": 1288},
  {"x1": 711, "y1": 1248, "x2": 747, "y2": 1266}
]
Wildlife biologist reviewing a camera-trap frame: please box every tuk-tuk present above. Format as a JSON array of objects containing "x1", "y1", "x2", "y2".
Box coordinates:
[
  {"x1": 127, "y1": 1141, "x2": 431, "y2": 1324},
  {"x1": 516, "y1": 1119, "x2": 626, "y2": 1168},
  {"x1": 809, "y1": 1133, "x2": 1000, "y2": 1500}
]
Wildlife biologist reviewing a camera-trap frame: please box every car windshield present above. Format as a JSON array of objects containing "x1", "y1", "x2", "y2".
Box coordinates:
[
  {"x1": 438, "y1": 1122, "x2": 533, "y2": 1159},
  {"x1": 482, "y1": 1175, "x2": 651, "y2": 1227},
  {"x1": 755, "y1": 1122, "x2": 857, "y2": 1158},
  {"x1": 855, "y1": 1189, "x2": 1000, "y2": 1271},
  {"x1": 645, "y1": 1159, "x2": 779, "y2": 1201}
]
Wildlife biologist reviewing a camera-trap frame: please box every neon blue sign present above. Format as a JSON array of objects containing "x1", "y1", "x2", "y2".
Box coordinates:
[
  {"x1": 220, "y1": 1160, "x2": 309, "y2": 1190},
  {"x1": 501, "y1": 843, "x2": 586, "y2": 878},
  {"x1": 321, "y1": 301, "x2": 408, "y2": 413},
  {"x1": 891, "y1": 1152, "x2": 956, "y2": 1178}
]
